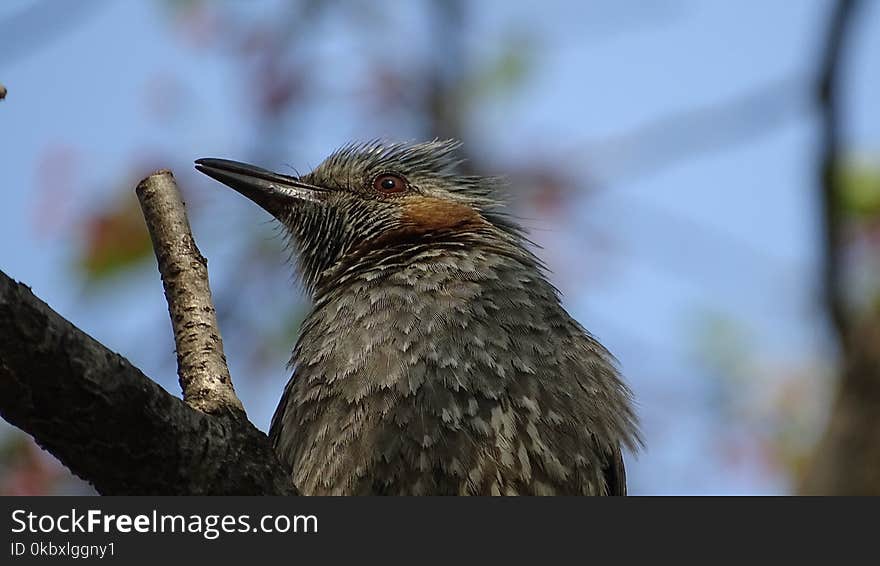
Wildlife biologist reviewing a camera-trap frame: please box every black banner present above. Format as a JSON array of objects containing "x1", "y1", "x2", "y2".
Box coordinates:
[{"x1": 0, "y1": 497, "x2": 872, "y2": 563}]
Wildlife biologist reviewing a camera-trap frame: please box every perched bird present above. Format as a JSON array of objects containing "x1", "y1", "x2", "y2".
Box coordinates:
[{"x1": 195, "y1": 140, "x2": 639, "y2": 495}]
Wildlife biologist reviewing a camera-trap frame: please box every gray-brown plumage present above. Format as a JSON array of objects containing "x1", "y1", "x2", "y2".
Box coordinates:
[{"x1": 195, "y1": 140, "x2": 639, "y2": 495}]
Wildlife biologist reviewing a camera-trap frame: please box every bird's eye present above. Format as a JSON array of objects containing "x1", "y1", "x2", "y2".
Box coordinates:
[{"x1": 372, "y1": 173, "x2": 407, "y2": 194}]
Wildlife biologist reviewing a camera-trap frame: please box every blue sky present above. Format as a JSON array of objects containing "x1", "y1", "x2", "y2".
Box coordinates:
[{"x1": 1, "y1": 0, "x2": 878, "y2": 494}]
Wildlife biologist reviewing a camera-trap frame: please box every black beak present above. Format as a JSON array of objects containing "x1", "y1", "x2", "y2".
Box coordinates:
[{"x1": 194, "y1": 158, "x2": 326, "y2": 217}]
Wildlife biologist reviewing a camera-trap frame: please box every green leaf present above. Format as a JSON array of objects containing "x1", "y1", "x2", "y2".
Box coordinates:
[{"x1": 837, "y1": 158, "x2": 880, "y2": 220}]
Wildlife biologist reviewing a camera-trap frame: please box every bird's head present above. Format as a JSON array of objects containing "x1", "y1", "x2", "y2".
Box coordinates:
[{"x1": 196, "y1": 140, "x2": 522, "y2": 293}]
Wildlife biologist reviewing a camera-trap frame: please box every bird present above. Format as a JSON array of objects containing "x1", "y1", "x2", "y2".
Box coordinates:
[{"x1": 195, "y1": 140, "x2": 640, "y2": 495}]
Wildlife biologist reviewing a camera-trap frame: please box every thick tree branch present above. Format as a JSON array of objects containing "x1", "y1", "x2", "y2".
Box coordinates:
[
  {"x1": 0, "y1": 270, "x2": 296, "y2": 494},
  {"x1": 0, "y1": 170, "x2": 297, "y2": 494},
  {"x1": 801, "y1": 314, "x2": 880, "y2": 494},
  {"x1": 136, "y1": 171, "x2": 244, "y2": 417}
]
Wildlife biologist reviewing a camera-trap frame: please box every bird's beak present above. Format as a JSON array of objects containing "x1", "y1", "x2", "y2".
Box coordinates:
[{"x1": 194, "y1": 158, "x2": 327, "y2": 217}]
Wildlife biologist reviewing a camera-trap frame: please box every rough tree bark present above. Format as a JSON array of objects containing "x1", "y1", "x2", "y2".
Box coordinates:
[
  {"x1": 136, "y1": 171, "x2": 245, "y2": 417},
  {"x1": 0, "y1": 171, "x2": 297, "y2": 495}
]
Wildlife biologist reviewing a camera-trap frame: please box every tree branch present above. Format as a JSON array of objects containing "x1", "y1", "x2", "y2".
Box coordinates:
[
  {"x1": 817, "y1": 0, "x2": 857, "y2": 350},
  {"x1": 798, "y1": 0, "x2": 880, "y2": 495},
  {"x1": 574, "y1": 77, "x2": 807, "y2": 185},
  {"x1": 136, "y1": 171, "x2": 244, "y2": 417},
  {"x1": 0, "y1": 170, "x2": 297, "y2": 494},
  {"x1": 0, "y1": 271, "x2": 295, "y2": 494}
]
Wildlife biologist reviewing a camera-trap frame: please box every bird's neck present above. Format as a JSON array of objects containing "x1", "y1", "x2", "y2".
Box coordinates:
[{"x1": 311, "y1": 228, "x2": 541, "y2": 303}]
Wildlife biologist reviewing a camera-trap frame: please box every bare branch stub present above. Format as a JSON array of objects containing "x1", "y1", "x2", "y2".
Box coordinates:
[{"x1": 136, "y1": 170, "x2": 245, "y2": 417}]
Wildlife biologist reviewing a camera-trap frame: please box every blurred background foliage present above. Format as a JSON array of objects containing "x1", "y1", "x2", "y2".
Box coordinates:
[{"x1": 0, "y1": 0, "x2": 878, "y2": 494}]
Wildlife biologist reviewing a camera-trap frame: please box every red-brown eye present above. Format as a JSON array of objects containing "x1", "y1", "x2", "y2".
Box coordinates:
[{"x1": 373, "y1": 173, "x2": 407, "y2": 194}]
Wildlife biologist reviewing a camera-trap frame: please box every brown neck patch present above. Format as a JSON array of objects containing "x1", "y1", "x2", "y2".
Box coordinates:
[
  {"x1": 400, "y1": 196, "x2": 485, "y2": 232},
  {"x1": 354, "y1": 196, "x2": 488, "y2": 253}
]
